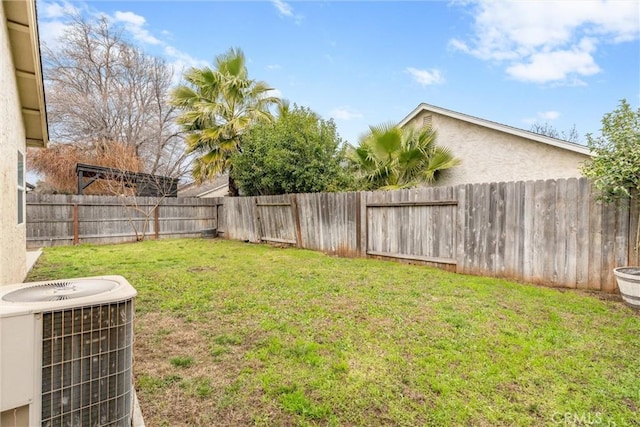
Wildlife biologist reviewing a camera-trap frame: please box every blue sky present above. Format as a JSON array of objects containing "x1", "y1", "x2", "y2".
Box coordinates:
[{"x1": 37, "y1": 0, "x2": 639, "y2": 146}]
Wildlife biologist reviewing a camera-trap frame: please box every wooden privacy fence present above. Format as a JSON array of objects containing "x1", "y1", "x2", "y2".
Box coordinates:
[
  {"x1": 26, "y1": 194, "x2": 221, "y2": 248},
  {"x1": 26, "y1": 178, "x2": 638, "y2": 293},
  {"x1": 221, "y1": 178, "x2": 638, "y2": 293}
]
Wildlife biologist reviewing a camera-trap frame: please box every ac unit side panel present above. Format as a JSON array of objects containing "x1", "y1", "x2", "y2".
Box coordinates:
[{"x1": 0, "y1": 314, "x2": 36, "y2": 412}]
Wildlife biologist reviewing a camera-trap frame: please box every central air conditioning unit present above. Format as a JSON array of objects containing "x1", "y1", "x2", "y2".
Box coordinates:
[{"x1": 0, "y1": 276, "x2": 137, "y2": 427}]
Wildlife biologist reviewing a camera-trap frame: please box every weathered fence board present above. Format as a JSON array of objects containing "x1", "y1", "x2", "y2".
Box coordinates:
[
  {"x1": 575, "y1": 178, "x2": 591, "y2": 288},
  {"x1": 601, "y1": 200, "x2": 618, "y2": 292},
  {"x1": 587, "y1": 187, "x2": 603, "y2": 290},
  {"x1": 255, "y1": 195, "x2": 297, "y2": 244},
  {"x1": 223, "y1": 196, "x2": 259, "y2": 242},
  {"x1": 217, "y1": 178, "x2": 633, "y2": 292},
  {"x1": 294, "y1": 192, "x2": 360, "y2": 257},
  {"x1": 364, "y1": 189, "x2": 456, "y2": 265},
  {"x1": 27, "y1": 194, "x2": 220, "y2": 247},
  {"x1": 28, "y1": 177, "x2": 637, "y2": 293}
]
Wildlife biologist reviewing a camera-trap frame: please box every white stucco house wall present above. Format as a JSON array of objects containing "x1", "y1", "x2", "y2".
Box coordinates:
[
  {"x1": 399, "y1": 103, "x2": 591, "y2": 187},
  {"x1": 0, "y1": 0, "x2": 48, "y2": 286}
]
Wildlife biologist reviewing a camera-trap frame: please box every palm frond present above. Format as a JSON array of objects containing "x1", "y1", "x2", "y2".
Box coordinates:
[
  {"x1": 421, "y1": 147, "x2": 461, "y2": 183},
  {"x1": 171, "y1": 47, "x2": 280, "y2": 189},
  {"x1": 350, "y1": 122, "x2": 460, "y2": 190}
]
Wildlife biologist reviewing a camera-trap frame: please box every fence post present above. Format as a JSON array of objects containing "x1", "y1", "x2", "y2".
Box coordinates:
[
  {"x1": 216, "y1": 202, "x2": 224, "y2": 238},
  {"x1": 355, "y1": 193, "x2": 361, "y2": 255},
  {"x1": 455, "y1": 184, "x2": 465, "y2": 273},
  {"x1": 73, "y1": 203, "x2": 79, "y2": 245},
  {"x1": 154, "y1": 205, "x2": 160, "y2": 240},
  {"x1": 254, "y1": 198, "x2": 263, "y2": 243},
  {"x1": 291, "y1": 195, "x2": 303, "y2": 248},
  {"x1": 360, "y1": 192, "x2": 368, "y2": 257}
]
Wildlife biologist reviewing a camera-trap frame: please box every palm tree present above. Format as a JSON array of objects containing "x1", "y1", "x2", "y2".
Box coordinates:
[
  {"x1": 348, "y1": 123, "x2": 460, "y2": 190},
  {"x1": 171, "y1": 47, "x2": 280, "y2": 196}
]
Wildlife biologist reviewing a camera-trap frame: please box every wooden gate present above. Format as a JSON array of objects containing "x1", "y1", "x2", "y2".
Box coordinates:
[
  {"x1": 254, "y1": 196, "x2": 302, "y2": 246},
  {"x1": 366, "y1": 199, "x2": 458, "y2": 267}
]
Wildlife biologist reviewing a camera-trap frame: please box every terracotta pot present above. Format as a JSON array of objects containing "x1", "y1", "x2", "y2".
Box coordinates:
[{"x1": 613, "y1": 267, "x2": 640, "y2": 309}]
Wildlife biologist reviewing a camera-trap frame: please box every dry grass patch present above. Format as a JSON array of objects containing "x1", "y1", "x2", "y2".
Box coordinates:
[{"x1": 134, "y1": 313, "x2": 276, "y2": 426}]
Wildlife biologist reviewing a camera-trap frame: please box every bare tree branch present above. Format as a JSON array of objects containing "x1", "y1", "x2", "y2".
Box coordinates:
[
  {"x1": 530, "y1": 122, "x2": 581, "y2": 144},
  {"x1": 42, "y1": 14, "x2": 191, "y2": 182}
]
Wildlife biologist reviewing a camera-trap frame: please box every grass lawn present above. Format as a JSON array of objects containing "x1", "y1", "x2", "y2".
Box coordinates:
[{"x1": 27, "y1": 238, "x2": 640, "y2": 426}]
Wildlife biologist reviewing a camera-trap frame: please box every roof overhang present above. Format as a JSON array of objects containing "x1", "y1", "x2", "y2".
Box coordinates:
[
  {"x1": 399, "y1": 103, "x2": 592, "y2": 157},
  {"x1": 196, "y1": 185, "x2": 227, "y2": 198},
  {"x1": 4, "y1": 0, "x2": 48, "y2": 148}
]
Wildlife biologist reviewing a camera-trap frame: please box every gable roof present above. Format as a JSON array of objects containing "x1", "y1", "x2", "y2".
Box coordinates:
[
  {"x1": 398, "y1": 103, "x2": 591, "y2": 156},
  {"x1": 178, "y1": 174, "x2": 229, "y2": 198},
  {"x1": 75, "y1": 163, "x2": 179, "y2": 197},
  {"x1": 4, "y1": 0, "x2": 48, "y2": 148}
]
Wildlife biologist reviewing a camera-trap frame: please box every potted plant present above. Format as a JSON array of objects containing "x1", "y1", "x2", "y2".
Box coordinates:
[
  {"x1": 611, "y1": 267, "x2": 640, "y2": 308},
  {"x1": 581, "y1": 99, "x2": 640, "y2": 308}
]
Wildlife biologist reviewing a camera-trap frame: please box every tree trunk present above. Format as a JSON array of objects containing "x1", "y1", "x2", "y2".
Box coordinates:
[{"x1": 228, "y1": 168, "x2": 239, "y2": 197}]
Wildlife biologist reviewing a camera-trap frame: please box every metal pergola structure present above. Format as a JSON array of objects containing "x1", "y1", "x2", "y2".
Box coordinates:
[{"x1": 75, "y1": 163, "x2": 178, "y2": 197}]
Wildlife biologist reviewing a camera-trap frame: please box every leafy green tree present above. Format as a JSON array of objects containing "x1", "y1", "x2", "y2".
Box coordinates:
[
  {"x1": 231, "y1": 105, "x2": 352, "y2": 195},
  {"x1": 171, "y1": 47, "x2": 279, "y2": 196},
  {"x1": 348, "y1": 123, "x2": 460, "y2": 190},
  {"x1": 581, "y1": 99, "x2": 640, "y2": 202},
  {"x1": 581, "y1": 99, "x2": 640, "y2": 248}
]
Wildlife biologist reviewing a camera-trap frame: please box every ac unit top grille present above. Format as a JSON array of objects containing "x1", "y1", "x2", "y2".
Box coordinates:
[{"x1": 2, "y1": 280, "x2": 119, "y2": 303}]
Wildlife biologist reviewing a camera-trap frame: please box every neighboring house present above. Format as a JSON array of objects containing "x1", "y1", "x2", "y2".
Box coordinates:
[
  {"x1": 1, "y1": 0, "x2": 48, "y2": 285},
  {"x1": 178, "y1": 173, "x2": 229, "y2": 198},
  {"x1": 399, "y1": 103, "x2": 591, "y2": 187}
]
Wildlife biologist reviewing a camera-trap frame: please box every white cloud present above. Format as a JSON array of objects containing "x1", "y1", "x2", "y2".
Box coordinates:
[
  {"x1": 164, "y1": 46, "x2": 206, "y2": 66},
  {"x1": 113, "y1": 11, "x2": 161, "y2": 45},
  {"x1": 271, "y1": 0, "x2": 303, "y2": 24},
  {"x1": 448, "y1": 38, "x2": 470, "y2": 54},
  {"x1": 266, "y1": 64, "x2": 281, "y2": 71},
  {"x1": 538, "y1": 111, "x2": 560, "y2": 120},
  {"x1": 113, "y1": 11, "x2": 208, "y2": 80},
  {"x1": 272, "y1": 0, "x2": 293, "y2": 17},
  {"x1": 37, "y1": 1, "x2": 80, "y2": 48},
  {"x1": 163, "y1": 46, "x2": 209, "y2": 82},
  {"x1": 330, "y1": 107, "x2": 363, "y2": 121},
  {"x1": 506, "y1": 39, "x2": 601, "y2": 83},
  {"x1": 113, "y1": 11, "x2": 145, "y2": 27},
  {"x1": 39, "y1": 20, "x2": 71, "y2": 48},
  {"x1": 406, "y1": 67, "x2": 445, "y2": 86},
  {"x1": 451, "y1": 0, "x2": 640, "y2": 84},
  {"x1": 266, "y1": 88, "x2": 283, "y2": 98},
  {"x1": 523, "y1": 110, "x2": 562, "y2": 125},
  {"x1": 41, "y1": 0, "x2": 78, "y2": 18}
]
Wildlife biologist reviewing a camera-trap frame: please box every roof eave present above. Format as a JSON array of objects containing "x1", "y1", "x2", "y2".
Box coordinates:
[
  {"x1": 399, "y1": 103, "x2": 592, "y2": 157},
  {"x1": 5, "y1": 0, "x2": 49, "y2": 148},
  {"x1": 196, "y1": 185, "x2": 227, "y2": 198}
]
